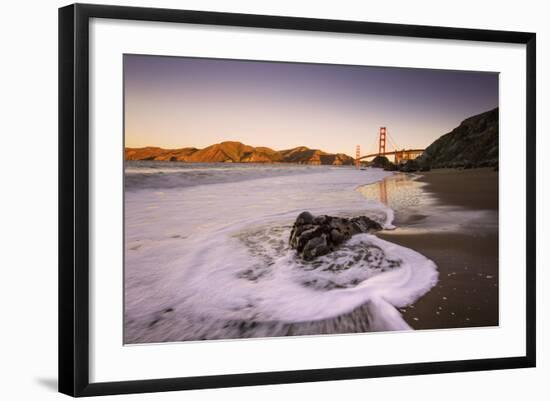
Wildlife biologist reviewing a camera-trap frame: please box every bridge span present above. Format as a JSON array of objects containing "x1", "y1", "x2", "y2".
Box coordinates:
[
  {"x1": 356, "y1": 127, "x2": 424, "y2": 166},
  {"x1": 358, "y1": 149, "x2": 424, "y2": 163}
]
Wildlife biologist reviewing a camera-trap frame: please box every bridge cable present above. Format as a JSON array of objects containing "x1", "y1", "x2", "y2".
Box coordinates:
[
  {"x1": 387, "y1": 130, "x2": 401, "y2": 151},
  {"x1": 371, "y1": 134, "x2": 379, "y2": 154}
]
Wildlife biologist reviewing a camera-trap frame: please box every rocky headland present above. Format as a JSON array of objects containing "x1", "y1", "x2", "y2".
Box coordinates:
[{"x1": 417, "y1": 107, "x2": 498, "y2": 169}]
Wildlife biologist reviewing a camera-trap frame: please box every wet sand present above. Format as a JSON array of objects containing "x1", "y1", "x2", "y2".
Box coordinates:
[{"x1": 378, "y1": 168, "x2": 499, "y2": 330}]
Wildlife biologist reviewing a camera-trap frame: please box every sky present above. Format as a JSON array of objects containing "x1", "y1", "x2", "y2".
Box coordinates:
[{"x1": 124, "y1": 54, "x2": 498, "y2": 156}]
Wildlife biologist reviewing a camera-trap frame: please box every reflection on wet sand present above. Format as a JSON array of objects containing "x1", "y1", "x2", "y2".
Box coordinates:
[
  {"x1": 357, "y1": 173, "x2": 432, "y2": 210},
  {"x1": 357, "y1": 172, "x2": 497, "y2": 235},
  {"x1": 379, "y1": 178, "x2": 387, "y2": 205},
  {"x1": 357, "y1": 168, "x2": 499, "y2": 330}
]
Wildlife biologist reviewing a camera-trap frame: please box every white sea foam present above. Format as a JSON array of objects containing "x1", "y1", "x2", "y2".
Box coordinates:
[{"x1": 124, "y1": 164, "x2": 438, "y2": 341}]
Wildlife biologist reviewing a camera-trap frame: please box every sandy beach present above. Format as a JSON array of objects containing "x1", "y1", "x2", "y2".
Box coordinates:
[{"x1": 378, "y1": 168, "x2": 499, "y2": 330}]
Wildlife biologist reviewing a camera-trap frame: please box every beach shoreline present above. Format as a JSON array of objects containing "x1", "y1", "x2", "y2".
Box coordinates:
[
  {"x1": 378, "y1": 168, "x2": 499, "y2": 330},
  {"x1": 124, "y1": 163, "x2": 499, "y2": 343}
]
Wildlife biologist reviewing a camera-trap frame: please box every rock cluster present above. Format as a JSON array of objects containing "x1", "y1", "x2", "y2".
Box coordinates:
[
  {"x1": 399, "y1": 159, "x2": 420, "y2": 173},
  {"x1": 370, "y1": 155, "x2": 392, "y2": 169},
  {"x1": 289, "y1": 212, "x2": 382, "y2": 261}
]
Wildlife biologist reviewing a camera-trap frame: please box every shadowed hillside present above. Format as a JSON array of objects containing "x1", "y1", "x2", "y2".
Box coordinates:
[{"x1": 418, "y1": 108, "x2": 499, "y2": 169}]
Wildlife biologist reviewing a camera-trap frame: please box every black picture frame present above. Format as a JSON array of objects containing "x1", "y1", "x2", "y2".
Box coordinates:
[{"x1": 58, "y1": 3, "x2": 536, "y2": 397}]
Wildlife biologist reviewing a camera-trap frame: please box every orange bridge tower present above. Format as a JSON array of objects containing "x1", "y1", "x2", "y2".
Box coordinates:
[{"x1": 379, "y1": 126, "x2": 387, "y2": 155}]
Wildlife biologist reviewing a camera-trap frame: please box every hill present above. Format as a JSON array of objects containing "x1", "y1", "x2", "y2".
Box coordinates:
[
  {"x1": 418, "y1": 108, "x2": 499, "y2": 169},
  {"x1": 125, "y1": 141, "x2": 355, "y2": 166}
]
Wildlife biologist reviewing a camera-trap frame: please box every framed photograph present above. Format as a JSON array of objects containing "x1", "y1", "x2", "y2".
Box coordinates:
[{"x1": 58, "y1": 3, "x2": 536, "y2": 397}]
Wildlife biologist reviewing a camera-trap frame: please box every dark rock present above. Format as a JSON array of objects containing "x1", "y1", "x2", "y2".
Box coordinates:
[
  {"x1": 399, "y1": 159, "x2": 419, "y2": 173},
  {"x1": 313, "y1": 215, "x2": 328, "y2": 225},
  {"x1": 420, "y1": 164, "x2": 431, "y2": 172},
  {"x1": 289, "y1": 212, "x2": 382, "y2": 261},
  {"x1": 370, "y1": 155, "x2": 392, "y2": 169},
  {"x1": 450, "y1": 162, "x2": 461, "y2": 169},
  {"x1": 296, "y1": 211, "x2": 314, "y2": 225},
  {"x1": 416, "y1": 108, "x2": 498, "y2": 170},
  {"x1": 383, "y1": 163, "x2": 398, "y2": 171},
  {"x1": 330, "y1": 228, "x2": 345, "y2": 243},
  {"x1": 302, "y1": 235, "x2": 330, "y2": 260},
  {"x1": 350, "y1": 216, "x2": 383, "y2": 233}
]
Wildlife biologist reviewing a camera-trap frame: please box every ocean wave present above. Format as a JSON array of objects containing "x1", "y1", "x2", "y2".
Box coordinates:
[
  {"x1": 125, "y1": 161, "x2": 341, "y2": 190},
  {"x1": 124, "y1": 166, "x2": 438, "y2": 342}
]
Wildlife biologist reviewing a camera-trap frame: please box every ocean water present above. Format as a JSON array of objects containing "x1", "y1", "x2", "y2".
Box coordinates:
[{"x1": 124, "y1": 162, "x2": 438, "y2": 343}]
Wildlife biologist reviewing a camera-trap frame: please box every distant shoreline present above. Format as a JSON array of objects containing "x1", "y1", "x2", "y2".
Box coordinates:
[
  {"x1": 125, "y1": 141, "x2": 356, "y2": 166},
  {"x1": 125, "y1": 159, "x2": 355, "y2": 166}
]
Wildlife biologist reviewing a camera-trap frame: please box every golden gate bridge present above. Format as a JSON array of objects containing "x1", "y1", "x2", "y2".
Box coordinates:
[{"x1": 355, "y1": 127, "x2": 424, "y2": 168}]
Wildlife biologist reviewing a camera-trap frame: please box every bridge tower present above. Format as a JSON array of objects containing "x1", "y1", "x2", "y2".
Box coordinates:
[
  {"x1": 379, "y1": 127, "x2": 387, "y2": 155},
  {"x1": 355, "y1": 145, "x2": 361, "y2": 168}
]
